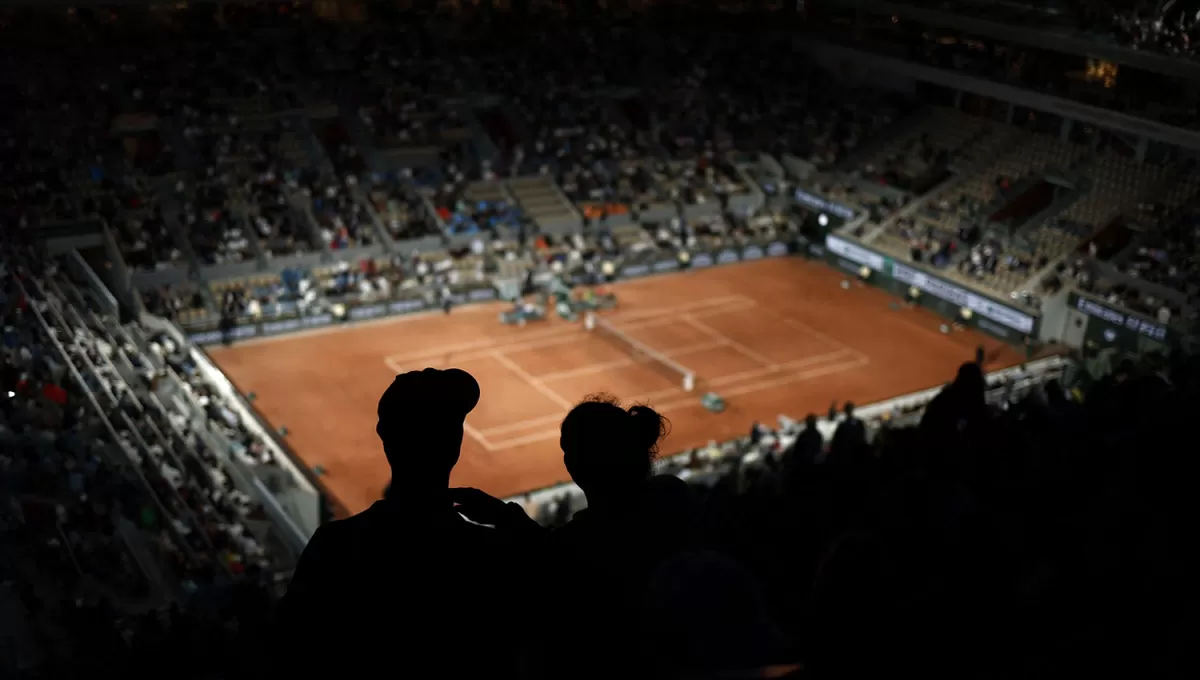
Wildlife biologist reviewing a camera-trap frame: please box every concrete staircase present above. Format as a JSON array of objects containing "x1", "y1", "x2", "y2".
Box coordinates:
[{"x1": 505, "y1": 176, "x2": 582, "y2": 234}]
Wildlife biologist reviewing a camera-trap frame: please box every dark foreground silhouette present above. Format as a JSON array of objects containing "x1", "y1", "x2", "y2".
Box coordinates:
[
  {"x1": 16, "y1": 352, "x2": 1198, "y2": 680},
  {"x1": 276, "y1": 368, "x2": 532, "y2": 678}
]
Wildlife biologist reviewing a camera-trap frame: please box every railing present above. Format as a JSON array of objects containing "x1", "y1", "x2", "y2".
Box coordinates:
[
  {"x1": 75, "y1": 286, "x2": 310, "y2": 561},
  {"x1": 185, "y1": 342, "x2": 324, "y2": 539},
  {"x1": 12, "y1": 272, "x2": 210, "y2": 583},
  {"x1": 24, "y1": 273, "x2": 227, "y2": 575},
  {"x1": 66, "y1": 249, "x2": 118, "y2": 315}
]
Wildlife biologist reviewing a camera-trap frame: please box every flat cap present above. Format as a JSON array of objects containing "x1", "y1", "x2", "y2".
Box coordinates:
[{"x1": 378, "y1": 368, "x2": 480, "y2": 425}]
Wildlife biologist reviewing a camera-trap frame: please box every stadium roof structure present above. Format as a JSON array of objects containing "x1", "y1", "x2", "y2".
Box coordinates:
[{"x1": 828, "y1": 0, "x2": 1200, "y2": 82}]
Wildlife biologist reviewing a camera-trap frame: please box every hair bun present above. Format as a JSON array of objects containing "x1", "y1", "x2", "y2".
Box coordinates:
[{"x1": 627, "y1": 405, "x2": 667, "y2": 453}]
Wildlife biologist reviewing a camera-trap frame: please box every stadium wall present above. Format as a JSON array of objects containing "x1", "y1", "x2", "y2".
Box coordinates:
[
  {"x1": 1067, "y1": 290, "x2": 1181, "y2": 357},
  {"x1": 823, "y1": 233, "x2": 1040, "y2": 343}
]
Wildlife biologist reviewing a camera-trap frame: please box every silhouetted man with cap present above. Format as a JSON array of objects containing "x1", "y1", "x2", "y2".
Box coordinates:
[{"x1": 276, "y1": 368, "x2": 528, "y2": 678}]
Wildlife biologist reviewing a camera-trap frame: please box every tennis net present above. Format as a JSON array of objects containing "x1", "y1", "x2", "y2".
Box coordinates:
[{"x1": 585, "y1": 312, "x2": 696, "y2": 392}]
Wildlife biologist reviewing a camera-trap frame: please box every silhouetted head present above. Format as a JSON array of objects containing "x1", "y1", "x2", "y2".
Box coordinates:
[
  {"x1": 805, "y1": 413, "x2": 818, "y2": 429},
  {"x1": 953, "y1": 361, "x2": 986, "y2": 399},
  {"x1": 560, "y1": 394, "x2": 666, "y2": 504},
  {"x1": 843, "y1": 402, "x2": 855, "y2": 418},
  {"x1": 377, "y1": 368, "x2": 479, "y2": 493}
]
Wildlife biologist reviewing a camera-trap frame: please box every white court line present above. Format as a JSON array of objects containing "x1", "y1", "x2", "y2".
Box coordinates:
[
  {"x1": 483, "y1": 356, "x2": 869, "y2": 450},
  {"x1": 463, "y1": 421, "x2": 495, "y2": 452},
  {"x1": 383, "y1": 356, "x2": 405, "y2": 375},
  {"x1": 444, "y1": 329, "x2": 607, "y2": 365},
  {"x1": 481, "y1": 413, "x2": 575, "y2": 437},
  {"x1": 490, "y1": 350, "x2": 575, "y2": 411},
  {"x1": 383, "y1": 325, "x2": 581, "y2": 367},
  {"x1": 479, "y1": 349, "x2": 855, "y2": 438},
  {"x1": 439, "y1": 312, "x2": 732, "y2": 365},
  {"x1": 756, "y1": 307, "x2": 868, "y2": 362},
  {"x1": 705, "y1": 348, "x2": 854, "y2": 389},
  {"x1": 682, "y1": 314, "x2": 778, "y2": 368},
  {"x1": 381, "y1": 296, "x2": 753, "y2": 367},
  {"x1": 394, "y1": 299, "x2": 756, "y2": 367},
  {"x1": 652, "y1": 356, "x2": 870, "y2": 412},
  {"x1": 603, "y1": 295, "x2": 751, "y2": 325},
  {"x1": 536, "y1": 339, "x2": 728, "y2": 382},
  {"x1": 620, "y1": 348, "x2": 855, "y2": 406}
]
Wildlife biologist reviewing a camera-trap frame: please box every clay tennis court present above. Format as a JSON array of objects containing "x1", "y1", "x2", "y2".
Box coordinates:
[{"x1": 208, "y1": 258, "x2": 1026, "y2": 514}]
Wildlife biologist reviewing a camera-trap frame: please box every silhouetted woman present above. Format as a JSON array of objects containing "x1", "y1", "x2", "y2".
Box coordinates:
[
  {"x1": 547, "y1": 394, "x2": 699, "y2": 677},
  {"x1": 559, "y1": 395, "x2": 664, "y2": 508}
]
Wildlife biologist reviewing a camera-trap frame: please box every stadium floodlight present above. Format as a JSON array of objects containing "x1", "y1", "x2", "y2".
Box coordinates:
[{"x1": 818, "y1": 213, "x2": 829, "y2": 227}]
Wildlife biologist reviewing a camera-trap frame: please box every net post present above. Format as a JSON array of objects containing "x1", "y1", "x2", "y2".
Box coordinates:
[
  {"x1": 683, "y1": 373, "x2": 695, "y2": 392},
  {"x1": 584, "y1": 311, "x2": 596, "y2": 331}
]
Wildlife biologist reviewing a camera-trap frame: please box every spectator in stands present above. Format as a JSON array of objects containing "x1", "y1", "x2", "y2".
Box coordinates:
[
  {"x1": 829, "y1": 402, "x2": 867, "y2": 464},
  {"x1": 548, "y1": 395, "x2": 698, "y2": 677},
  {"x1": 785, "y1": 413, "x2": 824, "y2": 469},
  {"x1": 276, "y1": 368, "x2": 529, "y2": 678},
  {"x1": 8, "y1": 8, "x2": 1200, "y2": 679},
  {"x1": 920, "y1": 361, "x2": 989, "y2": 442}
]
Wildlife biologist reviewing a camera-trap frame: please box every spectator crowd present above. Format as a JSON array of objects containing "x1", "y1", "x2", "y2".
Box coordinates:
[
  {"x1": 2, "y1": 4, "x2": 1198, "y2": 677},
  {"x1": 5, "y1": 3, "x2": 1196, "y2": 332},
  {"x1": 4, "y1": 246, "x2": 1194, "y2": 679}
]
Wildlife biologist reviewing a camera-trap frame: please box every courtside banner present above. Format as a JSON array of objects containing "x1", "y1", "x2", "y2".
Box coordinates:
[
  {"x1": 349, "y1": 303, "x2": 389, "y2": 320},
  {"x1": 890, "y1": 263, "x2": 1035, "y2": 334},
  {"x1": 188, "y1": 329, "x2": 226, "y2": 345},
  {"x1": 825, "y1": 235, "x2": 887, "y2": 271},
  {"x1": 188, "y1": 323, "x2": 257, "y2": 345},
  {"x1": 389, "y1": 298, "x2": 427, "y2": 314},
  {"x1": 271, "y1": 313, "x2": 332, "y2": 335},
  {"x1": 1069, "y1": 291, "x2": 1171, "y2": 342},
  {"x1": 620, "y1": 263, "x2": 651, "y2": 277},
  {"x1": 185, "y1": 240, "x2": 801, "y2": 345},
  {"x1": 794, "y1": 189, "x2": 856, "y2": 221},
  {"x1": 824, "y1": 234, "x2": 1037, "y2": 335}
]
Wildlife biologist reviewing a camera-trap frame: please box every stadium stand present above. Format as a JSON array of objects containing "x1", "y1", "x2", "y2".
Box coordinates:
[{"x1": 2, "y1": 2, "x2": 1197, "y2": 678}]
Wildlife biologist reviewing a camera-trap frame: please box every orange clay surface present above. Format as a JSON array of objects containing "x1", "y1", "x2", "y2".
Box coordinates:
[{"x1": 208, "y1": 258, "x2": 1026, "y2": 514}]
